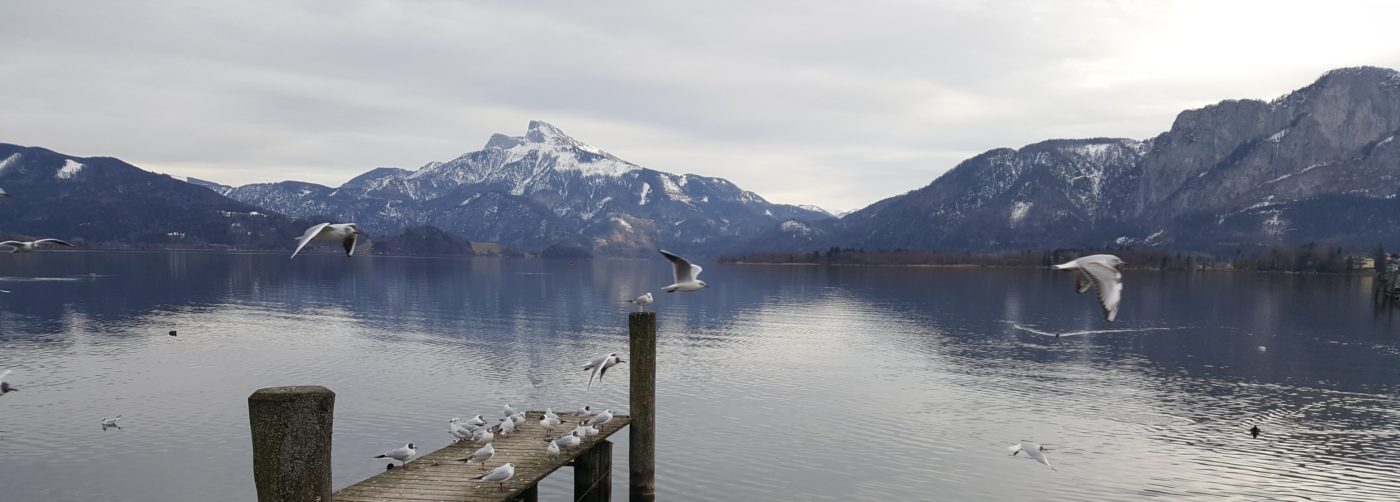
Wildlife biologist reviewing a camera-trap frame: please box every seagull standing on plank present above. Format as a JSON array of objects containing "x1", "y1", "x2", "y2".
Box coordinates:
[
  {"x1": 659, "y1": 249, "x2": 708, "y2": 292},
  {"x1": 290, "y1": 223, "x2": 360, "y2": 258},
  {"x1": 0, "y1": 239, "x2": 74, "y2": 253},
  {"x1": 474, "y1": 463, "x2": 515, "y2": 492},
  {"x1": 1053, "y1": 254, "x2": 1125, "y2": 322},
  {"x1": 374, "y1": 443, "x2": 415, "y2": 467}
]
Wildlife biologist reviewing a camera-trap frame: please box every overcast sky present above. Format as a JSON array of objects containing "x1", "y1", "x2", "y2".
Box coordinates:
[{"x1": 3, "y1": 1, "x2": 1399, "y2": 212}]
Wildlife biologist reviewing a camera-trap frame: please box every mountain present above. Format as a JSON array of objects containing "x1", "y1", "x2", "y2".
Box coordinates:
[
  {"x1": 793, "y1": 66, "x2": 1400, "y2": 253},
  {"x1": 367, "y1": 225, "x2": 474, "y2": 256},
  {"x1": 214, "y1": 121, "x2": 832, "y2": 255},
  {"x1": 0, "y1": 144, "x2": 303, "y2": 247}
]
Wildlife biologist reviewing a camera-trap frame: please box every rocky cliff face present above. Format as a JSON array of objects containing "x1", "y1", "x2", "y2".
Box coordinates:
[{"x1": 821, "y1": 67, "x2": 1400, "y2": 252}]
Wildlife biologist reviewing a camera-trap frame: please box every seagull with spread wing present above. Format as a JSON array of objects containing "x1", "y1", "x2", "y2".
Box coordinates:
[
  {"x1": 583, "y1": 352, "x2": 626, "y2": 390},
  {"x1": 1008, "y1": 441, "x2": 1057, "y2": 471},
  {"x1": 0, "y1": 239, "x2": 74, "y2": 253},
  {"x1": 1053, "y1": 254, "x2": 1125, "y2": 322},
  {"x1": 659, "y1": 249, "x2": 708, "y2": 292},
  {"x1": 290, "y1": 223, "x2": 360, "y2": 258}
]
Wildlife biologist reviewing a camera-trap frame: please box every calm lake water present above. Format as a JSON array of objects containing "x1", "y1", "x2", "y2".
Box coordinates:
[{"x1": 1, "y1": 252, "x2": 1399, "y2": 501}]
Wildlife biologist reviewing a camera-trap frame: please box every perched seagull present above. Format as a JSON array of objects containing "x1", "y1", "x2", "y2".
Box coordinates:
[
  {"x1": 465, "y1": 415, "x2": 488, "y2": 428},
  {"x1": 628, "y1": 292, "x2": 654, "y2": 311},
  {"x1": 510, "y1": 412, "x2": 527, "y2": 426},
  {"x1": 586, "y1": 409, "x2": 614, "y2": 428},
  {"x1": 659, "y1": 249, "x2": 708, "y2": 293},
  {"x1": 574, "y1": 424, "x2": 599, "y2": 437},
  {"x1": 374, "y1": 443, "x2": 415, "y2": 467},
  {"x1": 556, "y1": 430, "x2": 582, "y2": 450},
  {"x1": 583, "y1": 353, "x2": 626, "y2": 390},
  {"x1": 1007, "y1": 441, "x2": 1056, "y2": 471},
  {"x1": 503, "y1": 404, "x2": 520, "y2": 418},
  {"x1": 576, "y1": 405, "x2": 596, "y2": 418},
  {"x1": 498, "y1": 417, "x2": 516, "y2": 437},
  {"x1": 473, "y1": 428, "x2": 495, "y2": 445},
  {"x1": 290, "y1": 223, "x2": 360, "y2": 259},
  {"x1": 544, "y1": 408, "x2": 560, "y2": 422},
  {"x1": 474, "y1": 463, "x2": 515, "y2": 492},
  {"x1": 458, "y1": 442, "x2": 495, "y2": 470},
  {"x1": 540, "y1": 415, "x2": 561, "y2": 438},
  {"x1": 449, "y1": 418, "x2": 473, "y2": 443},
  {"x1": 0, "y1": 239, "x2": 74, "y2": 253},
  {"x1": 101, "y1": 415, "x2": 122, "y2": 430},
  {"x1": 546, "y1": 440, "x2": 561, "y2": 458},
  {"x1": 0, "y1": 369, "x2": 16, "y2": 396},
  {"x1": 1250, "y1": 425, "x2": 1261, "y2": 439},
  {"x1": 1053, "y1": 254, "x2": 1125, "y2": 322}
]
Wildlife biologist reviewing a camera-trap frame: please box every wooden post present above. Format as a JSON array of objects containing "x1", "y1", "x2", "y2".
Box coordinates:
[
  {"x1": 517, "y1": 484, "x2": 539, "y2": 502},
  {"x1": 574, "y1": 439, "x2": 613, "y2": 502},
  {"x1": 629, "y1": 311, "x2": 656, "y2": 501},
  {"x1": 248, "y1": 386, "x2": 335, "y2": 502}
]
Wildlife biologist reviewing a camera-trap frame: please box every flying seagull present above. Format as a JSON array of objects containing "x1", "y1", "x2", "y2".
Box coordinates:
[
  {"x1": 659, "y1": 249, "x2": 708, "y2": 292},
  {"x1": 1053, "y1": 254, "x2": 1125, "y2": 322},
  {"x1": 474, "y1": 463, "x2": 515, "y2": 492},
  {"x1": 290, "y1": 223, "x2": 360, "y2": 258},
  {"x1": 583, "y1": 352, "x2": 626, "y2": 390},
  {"x1": 0, "y1": 239, "x2": 74, "y2": 253},
  {"x1": 1007, "y1": 441, "x2": 1056, "y2": 471},
  {"x1": 0, "y1": 369, "x2": 16, "y2": 396},
  {"x1": 628, "y1": 292, "x2": 654, "y2": 311},
  {"x1": 374, "y1": 443, "x2": 415, "y2": 466},
  {"x1": 458, "y1": 442, "x2": 495, "y2": 470}
]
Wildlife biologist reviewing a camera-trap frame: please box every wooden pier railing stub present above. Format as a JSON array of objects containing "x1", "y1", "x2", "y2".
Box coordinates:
[{"x1": 333, "y1": 412, "x2": 630, "y2": 502}]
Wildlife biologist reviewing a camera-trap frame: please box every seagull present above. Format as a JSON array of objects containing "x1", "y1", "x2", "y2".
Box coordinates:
[
  {"x1": 503, "y1": 404, "x2": 520, "y2": 418},
  {"x1": 659, "y1": 249, "x2": 708, "y2": 292},
  {"x1": 583, "y1": 353, "x2": 626, "y2": 390},
  {"x1": 0, "y1": 239, "x2": 74, "y2": 253},
  {"x1": 101, "y1": 415, "x2": 122, "y2": 430},
  {"x1": 577, "y1": 405, "x2": 596, "y2": 418},
  {"x1": 546, "y1": 440, "x2": 561, "y2": 458},
  {"x1": 474, "y1": 463, "x2": 515, "y2": 492},
  {"x1": 458, "y1": 442, "x2": 495, "y2": 470},
  {"x1": 374, "y1": 443, "x2": 415, "y2": 466},
  {"x1": 510, "y1": 411, "x2": 527, "y2": 426},
  {"x1": 1007, "y1": 441, "x2": 1056, "y2": 471},
  {"x1": 1250, "y1": 425, "x2": 1261, "y2": 439},
  {"x1": 556, "y1": 430, "x2": 582, "y2": 450},
  {"x1": 628, "y1": 292, "x2": 654, "y2": 311},
  {"x1": 498, "y1": 417, "x2": 516, "y2": 437},
  {"x1": 1053, "y1": 254, "x2": 1125, "y2": 322},
  {"x1": 449, "y1": 418, "x2": 473, "y2": 443},
  {"x1": 540, "y1": 415, "x2": 561, "y2": 438},
  {"x1": 586, "y1": 409, "x2": 614, "y2": 428},
  {"x1": 0, "y1": 369, "x2": 16, "y2": 396},
  {"x1": 465, "y1": 415, "x2": 487, "y2": 428},
  {"x1": 473, "y1": 428, "x2": 495, "y2": 445},
  {"x1": 544, "y1": 408, "x2": 559, "y2": 422},
  {"x1": 290, "y1": 223, "x2": 360, "y2": 258}
]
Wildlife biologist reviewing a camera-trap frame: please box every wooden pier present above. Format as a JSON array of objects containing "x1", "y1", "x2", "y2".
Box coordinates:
[
  {"x1": 335, "y1": 411, "x2": 630, "y2": 502},
  {"x1": 247, "y1": 312, "x2": 658, "y2": 502}
]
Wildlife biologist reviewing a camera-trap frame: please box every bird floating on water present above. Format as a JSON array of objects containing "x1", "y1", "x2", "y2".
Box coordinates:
[
  {"x1": 374, "y1": 443, "x2": 415, "y2": 466},
  {"x1": 101, "y1": 415, "x2": 122, "y2": 430},
  {"x1": 290, "y1": 223, "x2": 360, "y2": 258},
  {"x1": 659, "y1": 249, "x2": 708, "y2": 292},
  {"x1": 0, "y1": 369, "x2": 16, "y2": 396},
  {"x1": 0, "y1": 239, "x2": 74, "y2": 253},
  {"x1": 1053, "y1": 254, "x2": 1125, "y2": 322},
  {"x1": 1250, "y1": 425, "x2": 1261, "y2": 439},
  {"x1": 628, "y1": 292, "x2": 654, "y2": 311},
  {"x1": 583, "y1": 352, "x2": 626, "y2": 390}
]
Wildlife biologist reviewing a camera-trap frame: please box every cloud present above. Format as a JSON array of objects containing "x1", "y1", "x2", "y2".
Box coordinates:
[{"x1": 2, "y1": 0, "x2": 1398, "y2": 211}]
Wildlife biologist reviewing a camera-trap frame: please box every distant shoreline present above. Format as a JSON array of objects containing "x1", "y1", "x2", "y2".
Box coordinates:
[{"x1": 724, "y1": 260, "x2": 1374, "y2": 275}]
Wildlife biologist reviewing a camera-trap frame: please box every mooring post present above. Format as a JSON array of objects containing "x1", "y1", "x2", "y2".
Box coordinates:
[
  {"x1": 248, "y1": 386, "x2": 335, "y2": 502},
  {"x1": 629, "y1": 311, "x2": 656, "y2": 501},
  {"x1": 574, "y1": 439, "x2": 614, "y2": 502},
  {"x1": 518, "y1": 483, "x2": 539, "y2": 502}
]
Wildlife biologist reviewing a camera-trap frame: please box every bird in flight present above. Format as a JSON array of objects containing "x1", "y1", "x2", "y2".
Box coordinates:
[
  {"x1": 1053, "y1": 254, "x2": 1125, "y2": 321},
  {"x1": 291, "y1": 223, "x2": 360, "y2": 258}
]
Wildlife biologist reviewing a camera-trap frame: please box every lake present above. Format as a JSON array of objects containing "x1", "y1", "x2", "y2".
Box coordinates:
[{"x1": 1, "y1": 252, "x2": 1398, "y2": 501}]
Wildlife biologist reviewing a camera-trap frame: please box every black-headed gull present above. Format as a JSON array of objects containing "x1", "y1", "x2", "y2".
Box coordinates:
[
  {"x1": 458, "y1": 442, "x2": 495, "y2": 470},
  {"x1": 449, "y1": 418, "x2": 473, "y2": 443},
  {"x1": 0, "y1": 239, "x2": 74, "y2": 253},
  {"x1": 583, "y1": 353, "x2": 626, "y2": 390},
  {"x1": 585, "y1": 409, "x2": 614, "y2": 428},
  {"x1": 1007, "y1": 441, "x2": 1056, "y2": 471},
  {"x1": 474, "y1": 463, "x2": 515, "y2": 492},
  {"x1": 1053, "y1": 254, "x2": 1125, "y2": 322},
  {"x1": 101, "y1": 415, "x2": 122, "y2": 430},
  {"x1": 628, "y1": 292, "x2": 654, "y2": 311},
  {"x1": 659, "y1": 250, "x2": 708, "y2": 292},
  {"x1": 374, "y1": 443, "x2": 415, "y2": 466},
  {"x1": 0, "y1": 369, "x2": 16, "y2": 396},
  {"x1": 291, "y1": 223, "x2": 360, "y2": 258}
]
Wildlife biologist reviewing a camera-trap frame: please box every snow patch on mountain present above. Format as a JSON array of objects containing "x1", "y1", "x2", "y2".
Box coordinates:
[
  {"x1": 780, "y1": 220, "x2": 813, "y2": 236},
  {"x1": 0, "y1": 153, "x2": 19, "y2": 174},
  {"x1": 56, "y1": 159, "x2": 85, "y2": 179},
  {"x1": 659, "y1": 175, "x2": 690, "y2": 203},
  {"x1": 1009, "y1": 201, "x2": 1032, "y2": 226},
  {"x1": 639, "y1": 183, "x2": 652, "y2": 205}
]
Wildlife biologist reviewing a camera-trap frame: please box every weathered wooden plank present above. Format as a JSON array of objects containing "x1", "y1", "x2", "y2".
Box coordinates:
[{"x1": 335, "y1": 411, "x2": 630, "y2": 502}]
